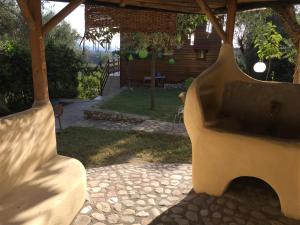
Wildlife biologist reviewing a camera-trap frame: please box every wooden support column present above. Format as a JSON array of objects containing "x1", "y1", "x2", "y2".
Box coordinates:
[
  {"x1": 195, "y1": 0, "x2": 227, "y2": 42},
  {"x1": 226, "y1": 0, "x2": 237, "y2": 44},
  {"x1": 18, "y1": 0, "x2": 49, "y2": 105}
]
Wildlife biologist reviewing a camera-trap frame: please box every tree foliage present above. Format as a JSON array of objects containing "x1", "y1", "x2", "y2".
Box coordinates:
[
  {"x1": 0, "y1": 1, "x2": 98, "y2": 115},
  {"x1": 254, "y1": 22, "x2": 283, "y2": 61},
  {"x1": 235, "y1": 8, "x2": 297, "y2": 81}
]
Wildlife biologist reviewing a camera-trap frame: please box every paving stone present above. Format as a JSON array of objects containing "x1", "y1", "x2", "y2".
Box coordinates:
[
  {"x1": 151, "y1": 208, "x2": 161, "y2": 217},
  {"x1": 159, "y1": 199, "x2": 172, "y2": 206},
  {"x1": 123, "y1": 209, "x2": 135, "y2": 215},
  {"x1": 174, "y1": 218, "x2": 189, "y2": 225},
  {"x1": 92, "y1": 213, "x2": 106, "y2": 221},
  {"x1": 200, "y1": 209, "x2": 209, "y2": 217},
  {"x1": 172, "y1": 206, "x2": 184, "y2": 214},
  {"x1": 187, "y1": 204, "x2": 199, "y2": 211},
  {"x1": 224, "y1": 208, "x2": 235, "y2": 216},
  {"x1": 147, "y1": 199, "x2": 156, "y2": 205},
  {"x1": 107, "y1": 214, "x2": 120, "y2": 224},
  {"x1": 80, "y1": 205, "x2": 92, "y2": 214},
  {"x1": 136, "y1": 211, "x2": 150, "y2": 217},
  {"x1": 212, "y1": 212, "x2": 222, "y2": 219},
  {"x1": 113, "y1": 203, "x2": 122, "y2": 212},
  {"x1": 186, "y1": 211, "x2": 198, "y2": 221},
  {"x1": 251, "y1": 210, "x2": 266, "y2": 220},
  {"x1": 121, "y1": 216, "x2": 135, "y2": 223},
  {"x1": 136, "y1": 200, "x2": 146, "y2": 205},
  {"x1": 170, "y1": 175, "x2": 182, "y2": 180},
  {"x1": 97, "y1": 202, "x2": 111, "y2": 213},
  {"x1": 73, "y1": 215, "x2": 91, "y2": 225},
  {"x1": 123, "y1": 200, "x2": 135, "y2": 207}
]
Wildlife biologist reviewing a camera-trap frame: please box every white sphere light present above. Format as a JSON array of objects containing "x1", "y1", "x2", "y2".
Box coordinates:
[{"x1": 253, "y1": 62, "x2": 267, "y2": 73}]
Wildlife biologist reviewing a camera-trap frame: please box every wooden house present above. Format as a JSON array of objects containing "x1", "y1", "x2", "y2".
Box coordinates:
[{"x1": 120, "y1": 23, "x2": 221, "y2": 87}]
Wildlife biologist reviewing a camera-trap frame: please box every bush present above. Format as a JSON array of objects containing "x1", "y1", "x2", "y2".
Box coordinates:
[
  {"x1": 77, "y1": 70, "x2": 102, "y2": 99},
  {"x1": 46, "y1": 40, "x2": 83, "y2": 99},
  {"x1": 0, "y1": 40, "x2": 33, "y2": 113}
]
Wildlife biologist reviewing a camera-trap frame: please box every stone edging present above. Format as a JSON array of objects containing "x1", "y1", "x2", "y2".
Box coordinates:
[{"x1": 84, "y1": 108, "x2": 149, "y2": 124}]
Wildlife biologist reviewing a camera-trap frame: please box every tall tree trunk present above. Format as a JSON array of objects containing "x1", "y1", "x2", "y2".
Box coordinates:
[
  {"x1": 150, "y1": 50, "x2": 156, "y2": 110},
  {"x1": 266, "y1": 58, "x2": 272, "y2": 81},
  {"x1": 293, "y1": 41, "x2": 300, "y2": 84},
  {"x1": 127, "y1": 61, "x2": 133, "y2": 91},
  {"x1": 273, "y1": 5, "x2": 300, "y2": 84}
]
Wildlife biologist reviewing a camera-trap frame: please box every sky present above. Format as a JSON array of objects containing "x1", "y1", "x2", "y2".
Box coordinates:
[{"x1": 44, "y1": 1, "x2": 120, "y2": 50}]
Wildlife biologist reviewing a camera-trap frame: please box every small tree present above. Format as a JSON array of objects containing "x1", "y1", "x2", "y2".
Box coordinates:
[
  {"x1": 254, "y1": 22, "x2": 283, "y2": 80},
  {"x1": 120, "y1": 14, "x2": 206, "y2": 110}
]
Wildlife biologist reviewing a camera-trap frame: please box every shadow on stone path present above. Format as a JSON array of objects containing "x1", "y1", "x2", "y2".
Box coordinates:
[
  {"x1": 74, "y1": 119, "x2": 187, "y2": 136},
  {"x1": 72, "y1": 163, "x2": 300, "y2": 225}
]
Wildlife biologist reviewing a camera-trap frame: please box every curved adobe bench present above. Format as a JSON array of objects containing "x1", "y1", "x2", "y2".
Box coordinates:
[
  {"x1": 0, "y1": 103, "x2": 86, "y2": 225},
  {"x1": 184, "y1": 43, "x2": 300, "y2": 219}
]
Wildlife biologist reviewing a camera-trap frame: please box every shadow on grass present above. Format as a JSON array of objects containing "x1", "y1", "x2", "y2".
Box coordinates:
[
  {"x1": 99, "y1": 88, "x2": 183, "y2": 122},
  {"x1": 57, "y1": 126, "x2": 191, "y2": 167}
]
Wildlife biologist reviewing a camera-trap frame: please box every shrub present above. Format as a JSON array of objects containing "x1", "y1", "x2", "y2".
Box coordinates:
[
  {"x1": 46, "y1": 40, "x2": 83, "y2": 99},
  {"x1": 0, "y1": 40, "x2": 33, "y2": 113},
  {"x1": 77, "y1": 70, "x2": 102, "y2": 99}
]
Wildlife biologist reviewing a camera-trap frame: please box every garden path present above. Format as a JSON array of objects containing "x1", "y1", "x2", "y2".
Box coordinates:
[{"x1": 55, "y1": 74, "x2": 122, "y2": 130}]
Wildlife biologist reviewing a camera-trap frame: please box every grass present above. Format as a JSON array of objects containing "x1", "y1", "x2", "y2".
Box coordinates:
[
  {"x1": 57, "y1": 127, "x2": 191, "y2": 167},
  {"x1": 99, "y1": 88, "x2": 183, "y2": 122}
]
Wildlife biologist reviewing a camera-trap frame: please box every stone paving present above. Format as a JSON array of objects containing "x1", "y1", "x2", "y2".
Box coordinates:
[
  {"x1": 72, "y1": 163, "x2": 300, "y2": 225},
  {"x1": 74, "y1": 119, "x2": 187, "y2": 136}
]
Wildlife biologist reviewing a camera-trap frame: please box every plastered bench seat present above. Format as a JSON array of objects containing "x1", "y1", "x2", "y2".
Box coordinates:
[
  {"x1": 184, "y1": 44, "x2": 300, "y2": 220},
  {"x1": 0, "y1": 155, "x2": 86, "y2": 225},
  {"x1": 0, "y1": 104, "x2": 86, "y2": 225}
]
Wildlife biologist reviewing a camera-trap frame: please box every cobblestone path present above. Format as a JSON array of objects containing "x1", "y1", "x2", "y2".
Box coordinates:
[
  {"x1": 74, "y1": 120, "x2": 187, "y2": 136},
  {"x1": 72, "y1": 163, "x2": 299, "y2": 225}
]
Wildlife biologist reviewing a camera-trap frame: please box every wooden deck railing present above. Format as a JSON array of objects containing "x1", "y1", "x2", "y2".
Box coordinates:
[{"x1": 99, "y1": 58, "x2": 120, "y2": 96}]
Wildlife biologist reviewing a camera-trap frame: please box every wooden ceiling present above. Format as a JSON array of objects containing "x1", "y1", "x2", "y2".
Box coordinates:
[{"x1": 50, "y1": 0, "x2": 300, "y2": 14}]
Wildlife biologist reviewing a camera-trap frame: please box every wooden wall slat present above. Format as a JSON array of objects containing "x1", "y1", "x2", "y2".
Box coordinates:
[{"x1": 120, "y1": 25, "x2": 221, "y2": 86}]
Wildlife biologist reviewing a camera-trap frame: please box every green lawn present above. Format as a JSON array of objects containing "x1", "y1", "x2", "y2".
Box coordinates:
[
  {"x1": 99, "y1": 88, "x2": 183, "y2": 122},
  {"x1": 57, "y1": 127, "x2": 191, "y2": 167}
]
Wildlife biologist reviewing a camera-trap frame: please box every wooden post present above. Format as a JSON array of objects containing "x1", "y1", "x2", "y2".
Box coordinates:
[
  {"x1": 226, "y1": 0, "x2": 237, "y2": 44},
  {"x1": 27, "y1": 0, "x2": 49, "y2": 105},
  {"x1": 294, "y1": 41, "x2": 300, "y2": 84},
  {"x1": 195, "y1": 0, "x2": 227, "y2": 42}
]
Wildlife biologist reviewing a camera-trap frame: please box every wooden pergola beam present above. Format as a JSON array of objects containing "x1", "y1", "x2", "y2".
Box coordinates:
[
  {"x1": 17, "y1": 0, "x2": 36, "y2": 31},
  {"x1": 50, "y1": 0, "x2": 300, "y2": 15},
  {"x1": 42, "y1": 0, "x2": 84, "y2": 36},
  {"x1": 195, "y1": 0, "x2": 227, "y2": 42},
  {"x1": 226, "y1": 0, "x2": 237, "y2": 44}
]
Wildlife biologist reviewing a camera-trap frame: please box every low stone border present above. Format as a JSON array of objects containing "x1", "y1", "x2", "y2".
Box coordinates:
[{"x1": 84, "y1": 108, "x2": 150, "y2": 124}]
